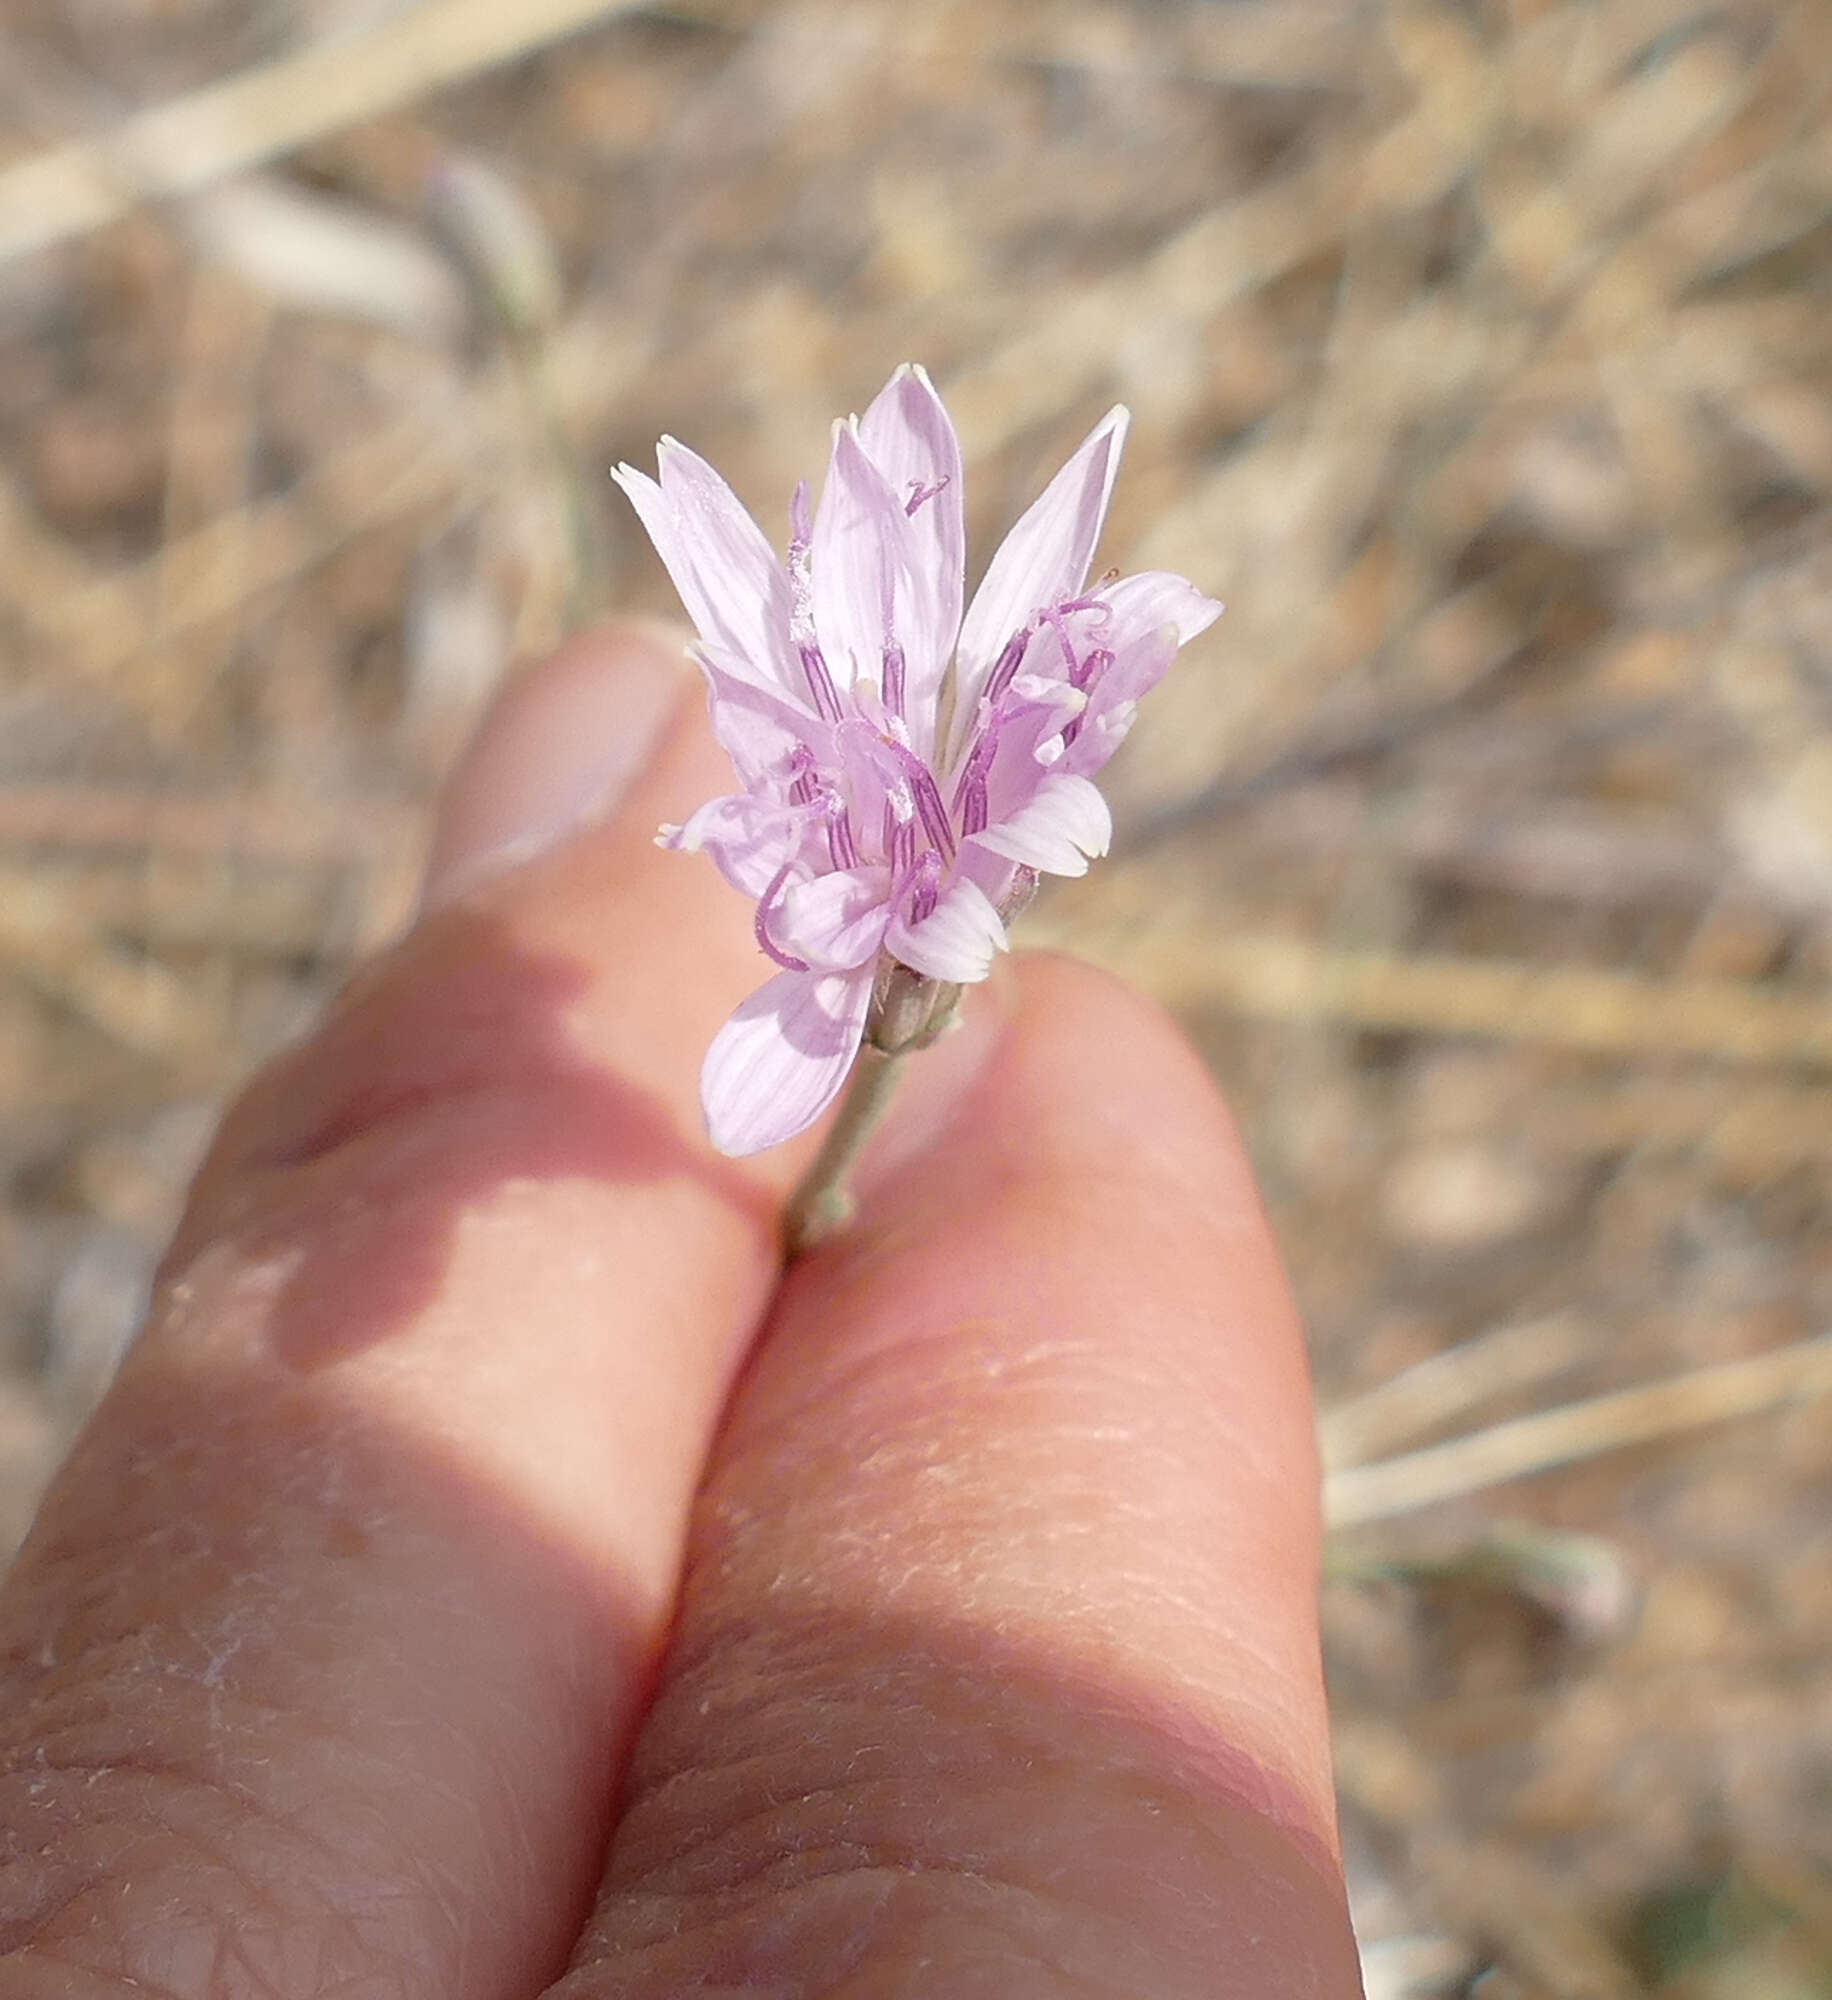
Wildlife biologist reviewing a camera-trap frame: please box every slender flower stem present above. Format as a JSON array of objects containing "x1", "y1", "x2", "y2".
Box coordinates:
[
  {"x1": 783, "y1": 1043, "x2": 907, "y2": 1256},
  {"x1": 783, "y1": 961, "x2": 961, "y2": 1256}
]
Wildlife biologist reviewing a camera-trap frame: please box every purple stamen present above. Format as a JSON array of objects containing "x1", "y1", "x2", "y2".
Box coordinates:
[
  {"x1": 1059, "y1": 644, "x2": 1112, "y2": 750},
  {"x1": 1040, "y1": 604, "x2": 1081, "y2": 680},
  {"x1": 982, "y1": 626, "x2": 1031, "y2": 707},
  {"x1": 800, "y1": 641, "x2": 843, "y2": 723},
  {"x1": 952, "y1": 718, "x2": 996, "y2": 836},
  {"x1": 960, "y1": 769, "x2": 989, "y2": 837},
  {"x1": 844, "y1": 718, "x2": 956, "y2": 863},
  {"x1": 785, "y1": 480, "x2": 843, "y2": 722},
  {"x1": 1039, "y1": 600, "x2": 1110, "y2": 683},
  {"x1": 1056, "y1": 593, "x2": 1113, "y2": 622},
  {"x1": 905, "y1": 476, "x2": 949, "y2": 517},
  {"x1": 1036, "y1": 596, "x2": 1112, "y2": 668},
  {"x1": 827, "y1": 797, "x2": 860, "y2": 871},
  {"x1": 788, "y1": 744, "x2": 820, "y2": 805},
  {"x1": 882, "y1": 640, "x2": 907, "y2": 719},
  {"x1": 896, "y1": 848, "x2": 941, "y2": 924},
  {"x1": 754, "y1": 861, "x2": 812, "y2": 972},
  {"x1": 882, "y1": 741, "x2": 955, "y2": 859}
]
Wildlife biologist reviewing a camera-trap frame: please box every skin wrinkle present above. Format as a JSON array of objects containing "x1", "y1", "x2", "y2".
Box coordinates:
[
  {"x1": 805, "y1": 1232, "x2": 1273, "y2": 1414},
  {"x1": 585, "y1": 1621, "x2": 1346, "y2": 1976},
  {"x1": 0, "y1": 1801, "x2": 411, "y2": 1995},
  {"x1": 0, "y1": 1716, "x2": 458, "y2": 1962},
  {"x1": 605, "y1": 1865, "x2": 1196, "y2": 1977},
  {"x1": 586, "y1": 1823, "x2": 1333, "y2": 2000},
  {"x1": 0, "y1": 1633, "x2": 587, "y2": 1995},
  {"x1": 6, "y1": 1946, "x2": 421, "y2": 2000},
  {"x1": 694, "y1": 1344, "x2": 1306, "y2": 1765},
  {"x1": 225, "y1": 1920, "x2": 385, "y2": 2000},
  {"x1": 140, "y1": 1896, "x2": 395, "y2": 2000},
  {"x1": 0, "y1": 1343, "x2": 655, "y2": 1997},
  {"x1": 734, "y1": 1322, "x2": 1202, "y2": 1469},
  {"x1": 736, "y1": 1315, "x2": 1263, "y2": 1471},
  {"x1": 697, "y1": 1577, "x2": 1304, "y2": 1775},
  {"x1": 16, "y1": 1426, "x2": 403, "y2": 1729},
  {"x1": 612, "y1": 1763, "x2": 1262, "y2": 1911}
]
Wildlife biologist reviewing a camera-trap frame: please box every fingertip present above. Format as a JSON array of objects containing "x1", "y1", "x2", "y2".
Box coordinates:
[
  {"x1": 421, "y1": 617, "x2": 696, "y2": 910},
  {"x1": 1006, "y1": 945, "x2": 1261, "y2": 1173}
]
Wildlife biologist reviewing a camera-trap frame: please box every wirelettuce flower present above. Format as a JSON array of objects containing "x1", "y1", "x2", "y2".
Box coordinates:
[{"x1": 613, "y1": 364, "x2": 1222, "y2": 1157}]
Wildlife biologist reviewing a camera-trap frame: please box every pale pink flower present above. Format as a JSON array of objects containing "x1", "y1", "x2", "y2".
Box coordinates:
[{"x1": 613, "y1": 364, "x2": 1221, "y2": 1155}]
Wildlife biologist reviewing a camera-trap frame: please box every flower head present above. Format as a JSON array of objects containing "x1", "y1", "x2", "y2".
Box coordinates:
[{"x1": 614, "y1": 364, "x2": 1221, "y2": 1155}]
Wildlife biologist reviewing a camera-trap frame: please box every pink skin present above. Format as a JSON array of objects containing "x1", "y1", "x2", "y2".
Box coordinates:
[
  {"x1": 614, "y1": 365, "x2": 1222, "y2": 1156},
  {"x1": 0, "y1": 625, "x2": 1359, "y2": 1998}
]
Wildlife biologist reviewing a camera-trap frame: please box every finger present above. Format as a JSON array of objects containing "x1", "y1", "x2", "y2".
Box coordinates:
[
  {"x1": 560, "y1": 955, "x2": 1357, "y2": 1998},
  {"x1": 0, "y1": 625, "x2": 832, "y2": 1997}
]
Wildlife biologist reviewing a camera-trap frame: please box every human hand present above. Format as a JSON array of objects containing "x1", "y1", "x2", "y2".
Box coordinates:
[{"x1": 0, "y1": 625, "x2": 1361, "y2": 1997}]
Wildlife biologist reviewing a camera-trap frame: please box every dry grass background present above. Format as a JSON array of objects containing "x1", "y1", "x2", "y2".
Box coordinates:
[{"x1": 1, "y1": 0, "x2": 1830, "y2": 1990}]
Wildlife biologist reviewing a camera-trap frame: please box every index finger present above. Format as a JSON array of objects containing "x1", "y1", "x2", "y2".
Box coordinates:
[{"x1": 0, "y1": 627, "x2": 812, "y2": 1997}]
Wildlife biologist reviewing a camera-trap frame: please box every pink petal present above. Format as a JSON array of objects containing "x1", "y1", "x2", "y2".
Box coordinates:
[
  {"x1": 1062, "y1": 566, "x2": 1226, "y2": 780},
  {"x1": 1095, "y1": 569, "x2": 1223, "y2": 649},
  {"x1": 695, "y1": 647, "x2": 825, "y2": 789},
  {"x1": 1059, "y1": 623, "x2": 1182, "y2": 779},
  {"x1": 809, "y1": 420, "x2": 914, "y2": 699},
  {"x1": 701, "y1": 966, "x2": 875, "y2": 1156},
  {"x1": 885, "y1": 875, "x2": 1008, "y2": 983},
  {"x1": 773, "y1": 865, "x2": 893, "y2": 970},
  {"x1": 968, "y1": 772, "x2": 1112, "y2": 877},
  {"x1": 858, "y1": 364, "x2": 965, "y2": 728},
  {"x1": 955, "y1": 405, "x2": 1130, "y2": 696},
  {"x1": 612, "y1": 443, "x2": 799, "y2": 697},
  {"x1": 667, "y1": 791, "x2": 807, "y2": 897}
]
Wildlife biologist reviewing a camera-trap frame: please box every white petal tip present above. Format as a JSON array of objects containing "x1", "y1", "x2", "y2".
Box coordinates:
[{"x1": 707, "y1": 1123, "x2": 769, "y2": 1159}]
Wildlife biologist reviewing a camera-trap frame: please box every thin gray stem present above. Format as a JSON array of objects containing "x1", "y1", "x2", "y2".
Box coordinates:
[
  {"x1": 782, "y1": 962, "x2": 962, "y2": 1257},
  {"x1": 783, "y1": 1044, "x2": 907, "y2": 1257}
]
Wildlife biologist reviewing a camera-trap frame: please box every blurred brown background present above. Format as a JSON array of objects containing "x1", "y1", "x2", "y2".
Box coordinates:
[{"x1": 1, "y1": 0, "x2": 1829, "y2": 1991}]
